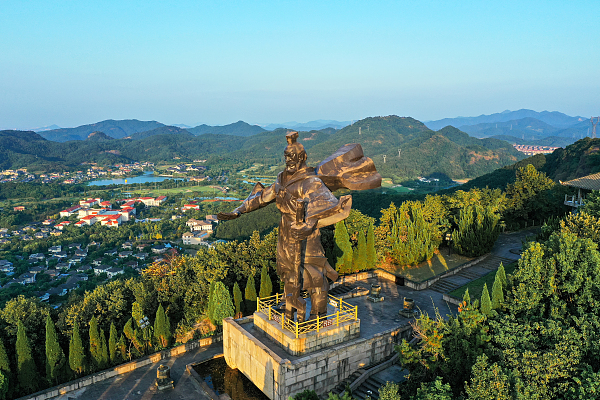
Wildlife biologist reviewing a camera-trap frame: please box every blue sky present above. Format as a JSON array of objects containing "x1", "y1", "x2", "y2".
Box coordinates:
[{"x1": 1, "y1": 0, "x2": 598, "y2": 129}]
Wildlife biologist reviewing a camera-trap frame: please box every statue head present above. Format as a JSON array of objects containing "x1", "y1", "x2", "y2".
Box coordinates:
[{"x1": 284, "y1": 131, "x2": 307, "y2": 174}]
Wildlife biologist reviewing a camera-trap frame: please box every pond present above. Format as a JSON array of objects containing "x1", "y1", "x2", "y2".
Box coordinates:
[
  {"x1": 87, "y1": 171, "x2": 183, "y2": 186},
  {"x1": 193, "y1": 356, "x2": 269, "y2": 400}
]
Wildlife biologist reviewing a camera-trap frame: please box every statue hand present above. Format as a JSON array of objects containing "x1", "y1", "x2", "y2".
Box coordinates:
[
  {"x1": 291, "y1": 221, "x2": 316, "y2": 240},
  {"x1": 217, "y1": 211, "x2": 240, "y2": 221}
]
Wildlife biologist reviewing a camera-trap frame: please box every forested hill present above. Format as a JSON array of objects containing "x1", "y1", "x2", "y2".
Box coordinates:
[
  {"x1": 1, "y1": 115, "x2": 525, "y2": 180},
  {"x1": 39, "y1": 119, "x2": 266, "y2": 141},
  {"x1": 186, "y1": 121, "x2": 266, "y2": 137},
  {"x1": 459, "y1": 137, "x2": 600, "y2": 191}
]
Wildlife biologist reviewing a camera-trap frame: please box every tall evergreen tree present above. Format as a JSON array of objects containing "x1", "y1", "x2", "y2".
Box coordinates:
[
  {"x1": 45, "y1": 315, "x2": 65, "y2": 384},
  {"x1": 491, "y1": 272, "x2": 504, "y2": 310},
  {"x1": 131, "y1": 302, "x2": 144, "y2": 329},
  {"x1": 0, "y1": 371, "x2": 7, "y2": 400},
  {"x1": 16, "y1": 321, "x2": 37, "y2": 394},
  {"x1": 69, "y1": 324, "x2": 85, "y2": 375},
  {"x1": 108, "y1": 322, "x2": 118, "y2": 365},
  {"x1": 88, "y1": 316, "x2": 102, "y2": 371},
  {"x1": 233, "y1": 282, "x2": 243, "y2": 315},
  {"x1": 207, "y1": 280, "x2": 217, "y2": 322},
  {"x1": 259, "y1": 265, "x2": 273, "y2": 298},
  {"x1": 100, "y1": 329, "x2": 108, "y2": 370},
  {"x1": 366, "y1": 222, "x2": 377, "y2": 268},
  {"x1": 0, "y1": 337, "x2": 10, "y2": 375},
  {"x1": 244, "y1": 274, "x2": 257, "y2": 312},
  {"x1": 153, "y1": 304, "x2": 171, "y2": 349},
  {"x1": 355, "y1": 229, "x2": 367, "y2": 271},
  {"x1": 334, "y1": 220, "x2": 353, "y2": 274},
  {"x1": 497, "y1": 262, "x2": 507, "y2": 287},
  {"x1": 480, "y1": 283, "x2": 492, "y2": 316},
  {"x1": 211, "y1": 282, "x2": 235, "y2": 326}
]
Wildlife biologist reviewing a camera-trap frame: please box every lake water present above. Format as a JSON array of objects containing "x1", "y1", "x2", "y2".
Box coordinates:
[{"x1": 87, "y1": 172, "x2": 183, "y2": 186}]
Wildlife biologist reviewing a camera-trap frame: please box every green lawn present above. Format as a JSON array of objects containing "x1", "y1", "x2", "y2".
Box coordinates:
[{"x1": 448, "y1": 261, "x2": 518, "y2": 302}]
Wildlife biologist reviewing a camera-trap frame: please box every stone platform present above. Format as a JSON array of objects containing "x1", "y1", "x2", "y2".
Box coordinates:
[
  {"x1": 254, "y1": 309, "x2": 360, "y2": 356},
  {"x1": 223, "y1": 276, "x2": 428, "y2": 400}
]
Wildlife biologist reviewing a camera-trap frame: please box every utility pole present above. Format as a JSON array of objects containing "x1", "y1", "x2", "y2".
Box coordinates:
[
  {"x1": 398, "y1": 149, "x2": 401, "y2": 157},
  {"x1": 383, "y1": 155, "x2": 387, "y2": 163}
]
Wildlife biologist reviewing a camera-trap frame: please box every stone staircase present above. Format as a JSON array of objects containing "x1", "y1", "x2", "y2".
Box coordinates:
[
  {"x1": 353, "y1": 375, "x2": 387, "y2": 400},
  {"x1": 428, "y1": 255, "x2": 512, "y2": 294},
  {"x1": 329, "y1": 284, "x2": 356, "y2": 297}
]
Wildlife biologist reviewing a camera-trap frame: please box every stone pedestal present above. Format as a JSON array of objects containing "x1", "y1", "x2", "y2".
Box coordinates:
[
  {"x1": 223, "y1": 317, "x2": 408, "y2": 400},
  {"x1": 254, "y1": 310, "x2": 360, "y2": 356}
]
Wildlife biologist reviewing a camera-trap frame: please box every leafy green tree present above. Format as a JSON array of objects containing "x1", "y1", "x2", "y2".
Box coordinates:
[
  {"x1": 387, "y1": 201, "x2": 441, "y2": 266},
  {"x1": 89, "y1": 316, "x2": 102, "y2": 371},
  {"x1": 378, "y1": 381, "x2": 402, "y2": 400},
  {"x1": 294, "y1": 389, "x2": 320, "y2": 400},
  {"x1": 108, "y1": 322, "x2": 119, "y2": 365},
  {"x1": 465, "y1": 354, "x2": 510, "y2": 400},
  {"x1": 244, "y1": 274, "x2": 257, "y2": 312},
  {"x1": 45, "y1": 315, "x2": 65, "y2": 384},
  {"x1": 580, "y1": 190, "x2": 600, "y2": 217},
  {"x1": 334, "y1": 220, "x2": 353, "y2": 273},
  {"x1": 366, "y1": 222, "x2": 376, "y2": 268},
  {"x1": 413, "y1": 377, "x2": 452, "y2": 399},
  {"x1": 153, "y1": 304, "x2": 171, "y2": 349},
  {"x1": 16, "y1": 321, "x2": 37, "y2": 394},
  {"x1": 505, "y1": 164, "x2": 555, "y2": 224},
  {"x1": 480, "y1": 284, "x2": 492, "y2": 316},
  {"x1": 491, "y1": 273, "x2": 504, "y2": 310},
  {"x1": 210, "y1": 282, "x2": 235, "y2": 326},
  {"x1": 132, "y1": 301, "x2": 144, "y2": 329},
  {"x1": 233, "y1": 282, "x2": 243, "y2": 315},
  {"x1": 123, "y1": 318, "x2": 143, "y2": 356},
  {"x1": 452, "y1": 205, "x2": 499, "y2": 257},
  {"x1": 259, "y1": 265, "x2": 273, "y2": 298},
  {"x1": 69, "y1": 324, "x2": 85, "y2": 375}
]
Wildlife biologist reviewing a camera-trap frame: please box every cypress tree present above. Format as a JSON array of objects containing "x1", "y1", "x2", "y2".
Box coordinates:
[
  {"x1": 497, "y1": 262, "x2": 507, "y2": 287},
  {"x1": 89, "y1": 316, "x2": 102, "y2": 371},
  {"x1": 233, "y1": 282, "x2": 243, "y2": 315},
  {"x1": 366, "y1": 222, "x2": 376, "y2": 269},
  {"x1": 491, "y1": 272, "x2": 504, "y2": 310},
  {"x1": 352, "y1": 246, "x2": 360, "y2": 274},
  {"x1": 463, "y1": 288, "x2": 471, "y2": 305},
  {"x1": 100, "y1": 330, "x2": 108, "y2": 370},
  {"x1": 207, "y1": 280, "x2": 217, "y2": 322},
  {"x1": 108, "y1": 322, "x2": 118, "y2": 365},
  {"x1": 16, "y1": 321, "x2": 37, "y2": 394},
  {"x1": 117, "y1": 334, "x2": 127, "y2": 361},
  {"x1": 244, "y1": 274, "x2": 257, "y2": 312},
  {"x1": 0, "y1": 337, "x2": 10, "y2": 375},
  {"x1": 259, "y1": 265, "x2": 273, "y2": 299},
  {"x1": 0, "y1": 371, "x2": 7, "y2": 400},
  {"x1": 211, "y1": 282, "x2": 235, "y2": 326},
  {"x1": 153, "y1": 304, "x2": 171, "y2": 349},
  {"x1": 356, "y1": 229, "x2": 367, "y2": 271},
  {"x1": 69, "y1": 324, "x2": 85, "y2": 375},
  {"x1": 480, "y1": 283, "x2": 492, "y2": 316},
  {"x1": 334, "y1": 221, "x2": 353, "y2": 274},
  {"x1": 45, "y1": 315, "x2": 65, "y2": 384}
]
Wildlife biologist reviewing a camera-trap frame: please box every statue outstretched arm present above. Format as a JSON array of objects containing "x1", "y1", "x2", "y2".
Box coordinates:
[{"x1": 217, "y1": 182, "x2": 276, "y2": 221}]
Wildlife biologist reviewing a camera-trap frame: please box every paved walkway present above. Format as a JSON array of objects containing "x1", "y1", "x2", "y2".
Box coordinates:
[
  {"x1": 56, "y1": 342, "x2": 223, "y2": 400},
  {"x1": 427, "y1": 228, "x2": 538, "y2": 295}
]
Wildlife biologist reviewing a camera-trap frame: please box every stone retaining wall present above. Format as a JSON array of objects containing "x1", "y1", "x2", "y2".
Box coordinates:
[{"x1": 21, "y1": 335, "x2": 222, "y2": 400}]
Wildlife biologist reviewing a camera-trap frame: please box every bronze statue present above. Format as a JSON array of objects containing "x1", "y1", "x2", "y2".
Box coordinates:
[{"x1": 218, "y1": 131, "x2": 381, "y2": 322}]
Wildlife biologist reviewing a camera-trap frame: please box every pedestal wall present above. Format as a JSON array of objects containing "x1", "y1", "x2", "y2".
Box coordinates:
[{"x1": 223, "y1": 317, "x2": 412, "y2": 400}]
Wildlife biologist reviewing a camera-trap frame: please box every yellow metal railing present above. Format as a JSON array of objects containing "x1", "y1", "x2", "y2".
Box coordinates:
[{"x1": 256, "y1": 293, "x2": 359, "y2": 338}]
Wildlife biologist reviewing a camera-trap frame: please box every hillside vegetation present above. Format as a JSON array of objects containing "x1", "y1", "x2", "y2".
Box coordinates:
[{"x1": 2, "y1": 116, "x2": 525, "y2": 181}]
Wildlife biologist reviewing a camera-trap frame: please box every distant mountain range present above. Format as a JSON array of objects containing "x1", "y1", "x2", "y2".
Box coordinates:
[
  {"x1": 424, "y1": 109, "x2": 592, "y2": 148},
  {"x1": 260, "y1": 119, "x2": 351, "y2": 131},
  {"x1": 1, "y1": 116, "x2": 525, "y2": 182}
]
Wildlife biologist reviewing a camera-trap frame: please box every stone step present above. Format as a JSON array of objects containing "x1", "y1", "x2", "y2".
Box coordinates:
[
  {"x1": 457, "y1": 270, "x2": 483, "y2": 279},
  {"x1": 429, "y1": 280, "x2": 461, "y2": 293}
]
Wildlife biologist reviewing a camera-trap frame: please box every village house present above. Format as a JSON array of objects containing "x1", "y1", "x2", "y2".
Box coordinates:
[{"x1": 106, "y1": 267, "x2": 124, "y2": 279}]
